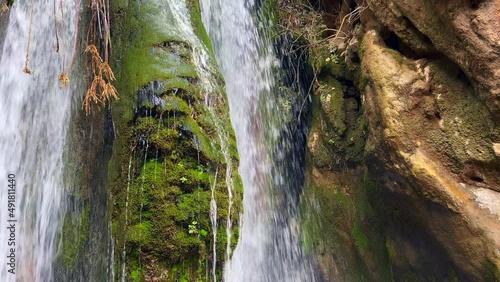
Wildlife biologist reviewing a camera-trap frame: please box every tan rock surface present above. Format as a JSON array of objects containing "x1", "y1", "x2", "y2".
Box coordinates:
[
  {"x1": 366, "y1": 0, "x2": 500, "y2": 120},
  {"x1": 361, "y1": 30, "x2": 500, "y2": 281}
]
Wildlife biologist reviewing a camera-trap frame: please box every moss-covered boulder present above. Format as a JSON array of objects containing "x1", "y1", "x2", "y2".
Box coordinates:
[{"x1": 109, "y1": 0, "x2": 242, "y2": 280}]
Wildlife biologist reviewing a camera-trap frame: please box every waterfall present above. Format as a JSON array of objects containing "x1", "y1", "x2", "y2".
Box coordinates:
[
  {"x1": 0, "y1": 0, "x2": 79, "y2": 281},
  {"x1": 166, "y1": 0, "x2": 237, "y2": 278},
  {"x1": 200, "y1": 0, "x2": 319, "y2": 281},
  {"x1": 210, "y1": 168, "x2": 219, "y2": 282},
  {"x1": 121, "y1": 155, "x2": 133, "y2": 282}
]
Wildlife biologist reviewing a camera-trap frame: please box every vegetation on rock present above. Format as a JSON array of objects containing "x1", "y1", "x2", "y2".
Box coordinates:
[
  {"x1": 276, "y1": 0, "x2": 500, "y2": 281},
  {"x1": 108, "y1": 0, "x2": 242, "y2": 280}
]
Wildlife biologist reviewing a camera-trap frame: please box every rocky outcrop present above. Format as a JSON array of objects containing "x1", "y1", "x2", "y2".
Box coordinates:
[
  {"x1": 361, "y1": 29, "x2": 500, "y2": 281},
  {"x1": 0, "y1": 5, "x2": 9, "y2": 61},
  {"x1": 366, "y1": 0, "x2": 500, "y2": 120},
  {"x1": 279, "y1": 0, "x2": 500, "y2": 280}
]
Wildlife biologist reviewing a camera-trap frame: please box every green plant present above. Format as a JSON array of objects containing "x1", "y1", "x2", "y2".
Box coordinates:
[
  {"x1": 188, "y1": 221, "x2": 199, "y2": 235},
  {"x1": 352, "y1": 221, "x2": 369, "y2": 250},
  {"x1": 131, "y1": 267, "x2": 142, "y2": 282},
  {"x1": 180, "y1": 176, "x2": 188, "y2": 183},
  {"x1": 196, "y1": 165, "x2": 204, "y2": 172},
  {"x1": 360, "y1": 76, "x2": 369, "y2": 90},
  {"x1": 327, "y1": 52, "x2": 340, "y2": 64}
]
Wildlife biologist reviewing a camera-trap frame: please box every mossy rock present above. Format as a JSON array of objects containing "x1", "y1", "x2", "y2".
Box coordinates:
[
  {"x1": 59, "y1": 205, "x2": 91, "y2": 269},
  {"x1": 109, "y1": 0, "x2": 242, "y2": 280}
]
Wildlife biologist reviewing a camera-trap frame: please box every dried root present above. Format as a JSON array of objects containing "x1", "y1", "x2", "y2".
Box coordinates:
[
  {"x1": 82, "y1": 44, "x2": 118, "y2": 113},
  {"x1": 83, "y1": 0, "x2": 117, "y2": 114}
]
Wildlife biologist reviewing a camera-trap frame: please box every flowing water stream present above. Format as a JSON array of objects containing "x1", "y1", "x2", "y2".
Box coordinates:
[
  {"x1": 0, "y1": 1, "x2": 317, "y2": 281},
  {"x1": 200, "y1": 1, "x2": 319, "y2": 281},
  {"x1": 0, "y1": 0, "x2": 79, "y2": 281}
]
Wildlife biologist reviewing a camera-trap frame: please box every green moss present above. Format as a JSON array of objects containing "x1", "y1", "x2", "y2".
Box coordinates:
[
  {"x1": 483, "y1": 260, "x2": 500, "y2": 282},
  {"x1": 127, "y1": 221, "x2": 151, "y2": 245},
  {"x1": 186, "y1": 0, "x2": 215, "y2": 57},
  {"x1": 401, "y1": 271, "x2": 422, "y2": 282},
  {"x1": 109, "y1": 1, "x2": 241, "y2": 279},
  {"x1": 383, "y1": 48, "x2": 405, "y2": 65},
  {"x1": 131, "y1": 267, "x2": 144, "y2": 282},
  {"x1": 60, "y1": 206, "x2": 90, "y2": 269},
  {"x1": 259, "y1": 0, "x2": 279, "y2": 40},
  {"x1": 183, "y1": 116, "x2": 224, "y2": 162},
  {"x1": 426, "y1": 60, "x2": 495, "y2": 167},
  {"x1": 163, "y1": 96, "x2": 192, "y2": 114},
  {"x1": 351, "y1": 221, "x2": 369, "y2": 249},
  {"x1": 308, "y1": 74, "x2": 367, "y2": 169},
  {"x1": 359, "y1": 76, "x2": 369, "y2": 90},
  {"x1": 317, "y1": 76, "x2": 346, "y2": 136}
]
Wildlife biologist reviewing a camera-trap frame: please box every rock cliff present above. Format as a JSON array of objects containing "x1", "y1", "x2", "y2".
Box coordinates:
[{"x1": 278, "y1": 0, "x2": 500, "y2": 280}]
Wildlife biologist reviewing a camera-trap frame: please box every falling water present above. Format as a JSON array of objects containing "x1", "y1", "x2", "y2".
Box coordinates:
[
  {"x1": 0, "y1": 0, "x2": 79, "y2": 281},
  {"x1": 200, "y1": 0, "x2": 319, "y2": 281},
  {"x1": 166, "y1": 0, "x2": 237, "y2": 277},
  {"x1": 210, "y1": 168, "x2": 219, "y2": 282},
  {"x1": 121, "y1": 156, "x2": 133, "y2": 282}
]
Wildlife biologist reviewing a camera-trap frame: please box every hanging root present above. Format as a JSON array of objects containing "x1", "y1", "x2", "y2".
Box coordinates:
[
  {"x1": 23, "y1": 0, "x2": 35, "y2": 75},
  {"x1": 83, "y1": 0, "x2": 118, "y2": 114},
  {"x1": 82, "y1": 44, "x2": 118, "y2": 113}
]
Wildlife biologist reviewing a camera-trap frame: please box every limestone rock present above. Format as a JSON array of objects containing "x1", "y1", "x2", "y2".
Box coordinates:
[
  {"x1": 361, "y1": 29, "x2": 500, "y2": 281},
  {"x1": 366, "y1": 0, "x2": 500, "y2": 121}
]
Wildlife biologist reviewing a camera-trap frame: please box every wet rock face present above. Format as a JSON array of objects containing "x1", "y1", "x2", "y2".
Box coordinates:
[{"x1": 0, "y1": 8, "x2": 9, "y2": 61}]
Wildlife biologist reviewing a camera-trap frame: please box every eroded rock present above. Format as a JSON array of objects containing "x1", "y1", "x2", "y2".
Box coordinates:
[
  {"x1": 361, "y1": 29, "x2": 500, "y2": 281},
  {"x1": 366, "y1": 0, "x2": 500, "y2": 120}
]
